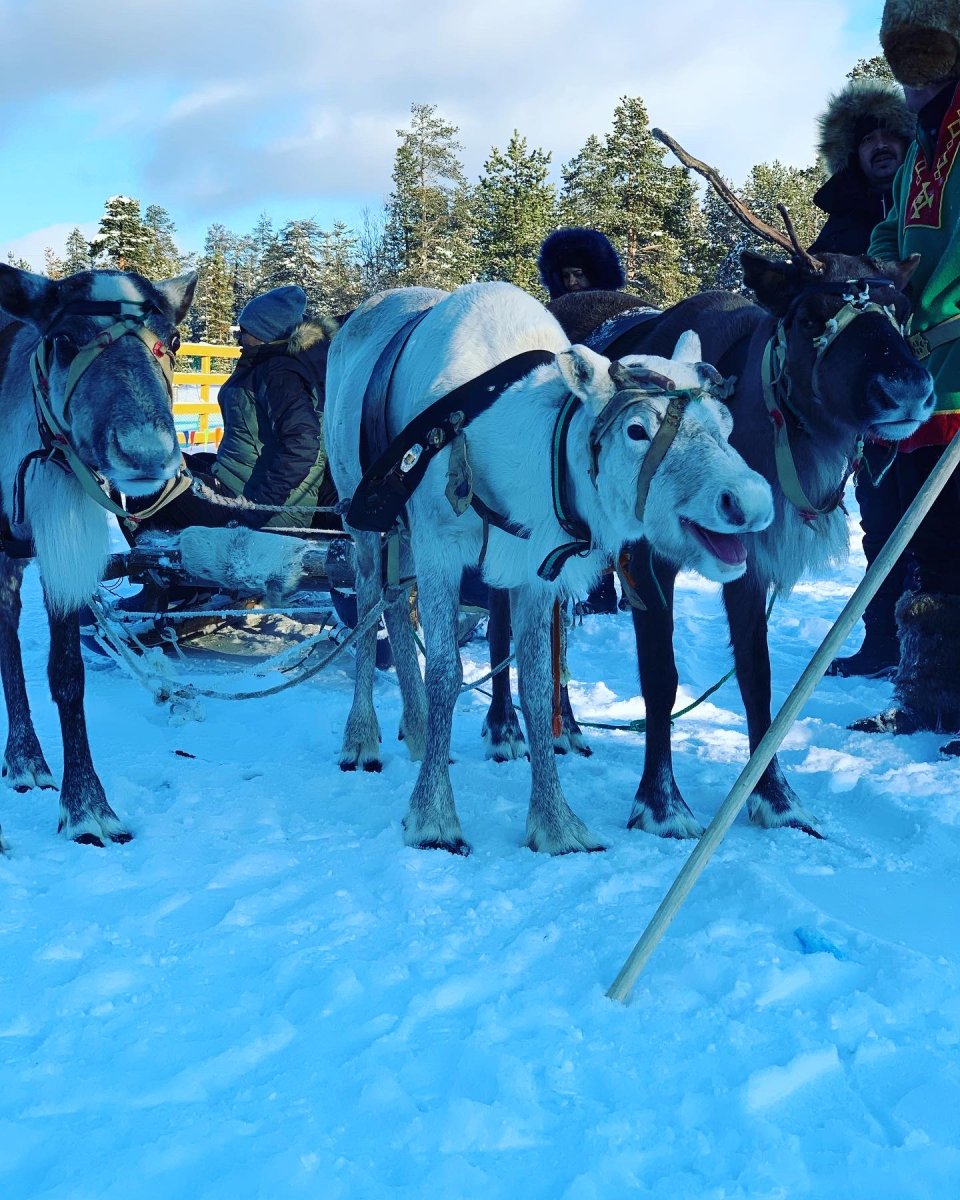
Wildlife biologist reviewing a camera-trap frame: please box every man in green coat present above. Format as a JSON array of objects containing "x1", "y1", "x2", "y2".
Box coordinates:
[{"x1": 858, "y1": 0, "x2": 960, "y2": 740}]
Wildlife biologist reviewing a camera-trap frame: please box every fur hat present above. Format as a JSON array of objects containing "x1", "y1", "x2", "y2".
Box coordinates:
[
  {"x1": 816, "y1": 79, "x2": 914, "y2": 175},
  {"x1": 880, "y1": 0, "x2": 960, "y2": 87},
  {"x1": 537, "y1": 227, "x2": 625, "y2": 300},
  {"x1": 238, "y1": 285, "x2": 307, "y2": 342}
]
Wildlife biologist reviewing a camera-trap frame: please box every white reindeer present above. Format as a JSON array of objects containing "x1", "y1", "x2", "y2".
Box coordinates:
[
  {"x1": 325, "y1": 282, "x2": 774, "y2": 855},
  {"x1": 0, "y1": 264, "x2": 197, "y2": 849}
]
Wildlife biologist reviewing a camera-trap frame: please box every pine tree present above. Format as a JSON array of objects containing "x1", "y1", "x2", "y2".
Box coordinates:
[
  {"x1": 317, "y1": 222, "x2": 364, "y2": 315},
  {"x1": 192, "y1": 247, "x2": 235, "y2": 348},
  {"x1": 6, "y1": 252, "x2": 32, "y2": 270},
  {"x1": 603, "y1": 95, "x2": 695, "y2": 304},
  {"x1": 143, "y1": 204, "x2": 184, "y2": 278},
  {"x1": 743, "y1": 161, "x2": 826, "y2": 254},
  {"x1": 63, "y1": 227, "x2": 93, "y2": 276},
  {"x1": 473, "y1": 131, "x2": 555, "y2": 294},
  {"x1": 89, "y1": 195, "x2": 153, "y2": 274},
  {"x1": 558, "y1": 134, "x2": 617, "y2": 230},
  {"x1": 43, "y1": 247, "x2": 65, "y2": 279},
  {"x1": 382, "y1": 103, "x2": 473, "y2": 289},
  {"x1": 260, "y1": 219, "x2": 325, "y2": 313},
  {"x1": 848, "y1": 55, "x2": 895, "y2": 82}
]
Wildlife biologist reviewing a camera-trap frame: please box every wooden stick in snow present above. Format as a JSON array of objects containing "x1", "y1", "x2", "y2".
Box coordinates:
[{"x1": 606, "y1": 425, "x2": 960, "y2": 1004}]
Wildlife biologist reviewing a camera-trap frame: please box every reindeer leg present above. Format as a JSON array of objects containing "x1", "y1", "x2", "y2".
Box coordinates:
[
  {"x1": 723, "y1": 575, "x2": 820, "y2": 837},
  {"x1": 339, "y1": 530, "x2": 384, "y2": 772},
  {"x1": 554, "y1": 604, "x2": 591, "y2": 756},
  {"x1": 0, "y1": 556, "x2": 56, "y2": 795},
  {"x1": 46, "y1": 603, "x2": 131, "y2": 845},
  {"x1": 627, "y1": 547, "x2": 703, "y2": 837},
  {"x1": 514, "y1": 587, "x2": 604, "y2": 855},
  {"x1": 382, "y1": 587, "x2": 427, "y2": 761},
  {"x1": 403, "y1": 557, "x2": 469, "y2": 855},
  {"x1": 481, "y1": 586, "x2": 527, "y2": 761}
]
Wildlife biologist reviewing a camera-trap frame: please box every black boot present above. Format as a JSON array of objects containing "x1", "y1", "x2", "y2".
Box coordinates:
[
  {"x1": 850, "y1": 592, "x2": 960, "y2": 734},
  {"x1": 826, "y1": 625, "x2": 900, "y2": 678}
]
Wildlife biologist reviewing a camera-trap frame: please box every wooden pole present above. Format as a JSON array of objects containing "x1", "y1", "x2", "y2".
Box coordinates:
[{"x1": 607, "y1": 426, "x2": 960, "y2": 1004}]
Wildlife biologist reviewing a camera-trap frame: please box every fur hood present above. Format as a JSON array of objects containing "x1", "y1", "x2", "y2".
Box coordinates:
[
  {"x1": 817, "y1": 79, "x2": 914, "y2": 175},
  {"x1": 287, "y1": 314, "x2": 339, "y2": 355},
  {"x1": 881, "y1": 0, "x2": 960, "y2": 87},
  {"x1": 537, "y1": 227, "x2": 625, "y2": 300}
]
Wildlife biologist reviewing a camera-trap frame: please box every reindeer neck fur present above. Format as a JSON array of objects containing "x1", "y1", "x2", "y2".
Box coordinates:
[
  {"x1": 735, "y1": 318, "x2": 850, "y2": 593},
  {"x1": 0, "y1": 322, "x2": 110, "y2": 613},
  {"x1": 466, "y1": 363, "x2": 624, "y2": 597}
]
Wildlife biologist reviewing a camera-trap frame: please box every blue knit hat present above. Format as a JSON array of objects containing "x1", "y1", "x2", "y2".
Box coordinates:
[{"x1": 238, "y1": 285, "x2": 307, "y2": 341}]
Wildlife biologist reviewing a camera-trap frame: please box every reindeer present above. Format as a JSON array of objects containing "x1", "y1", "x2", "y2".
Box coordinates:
[
  {"x1": 547, "y1": 241, "x2": 934, "y2": 839},
  {"x1": 0, "y1": 264, "x2": 197, "y2": 849},
  {"x1": 325, "y1": 281, "x2": 774, "y2": 855}
]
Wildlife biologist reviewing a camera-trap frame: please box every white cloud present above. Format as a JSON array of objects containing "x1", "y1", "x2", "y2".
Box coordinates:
[
  {"x1": 0, "y1": 222, "x2": 98, "y2": 273},
  {"x1": 0, "y1": 0, "x2": 883, "y2": 229}
]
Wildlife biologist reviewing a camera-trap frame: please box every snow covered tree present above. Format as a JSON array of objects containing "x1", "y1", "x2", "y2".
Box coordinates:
[
  {"x1": 558, "y1": 134, "x2": 617, "y2": 231},
  {"x1": 90, "y1": 195, "x2": 153, "y2": 274},
  {"x1": 743, "y1": 160, "x2": 826, "y2": 256},
  {"x1": 63, "y1": 227, "x2": 93, "y2": 276},
  {"x1": 356, "y1": 206, "x2": 392, "y2": 297},
  {"x1": 142, "y1": 205, "x2": 184, "y2": 278},
  {"x1": 382, "y1": 103, "x2": 473, "y2": 288},
  {"x1": 43, "y1": 247, "x2": 65, "y2": 279},
  {"x1": 472, "y1": 131, "x2": 555, "y2": 294},
  {"x1": 259, "y1": 219, "x2": 325, "y2": 313},
  {"x1": 192, "y1": 246, "x2": 235, "y2": 345},
  {"x1": 317, "y1": 222, "x2": 364, "y2": 315},
  {"x1": 848, "y1": 55, "x2": 895, "y2": 82},
  {"x1": 6, "y1": 252, "x2": 31, "y2": 269}
]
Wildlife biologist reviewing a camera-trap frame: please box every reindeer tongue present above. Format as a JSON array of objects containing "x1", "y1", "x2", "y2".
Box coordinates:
[{"x1": 684, "y1": 520, "x2": 747, "y2": 566}]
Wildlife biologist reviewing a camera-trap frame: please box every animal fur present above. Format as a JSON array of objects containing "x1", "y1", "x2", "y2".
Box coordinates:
[
  {"x1": 881, "y1": 0, "x2": 960, "y2": 86},
  {"x1": 894, "y1": 591, "x2": 960, "y2": 728},
  {"x1": 537, "y1": 228, "x2": 625, "y2": 300},
  {"x1": 325, "y1": 280, "x2": 773, "y2": 854},
  {"x1": 817, "y1": 79, "x2": 915, "y2": 175}
]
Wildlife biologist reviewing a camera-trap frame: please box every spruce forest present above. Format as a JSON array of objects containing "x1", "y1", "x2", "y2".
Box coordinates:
[{"x1": 15, "y1": 71, "x2": 887, "y2": 340}]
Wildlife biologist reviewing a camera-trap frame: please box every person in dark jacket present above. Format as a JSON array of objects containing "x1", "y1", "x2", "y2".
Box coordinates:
[
  {"x1": 809, "y1": 79, "x2": 912, "y2": 257},
  {"x1": 538, "y1": 227, "x2": 626, "y2": 614},
  {"x1": 809, "y1": 80, "x2": 915, "y2": 678},
  {"x1": 537, "y1": 227, "x2": 626, "y2": 300},
  {"x1": 211, "y1": 285, "x2": 336, "y2": 530}
]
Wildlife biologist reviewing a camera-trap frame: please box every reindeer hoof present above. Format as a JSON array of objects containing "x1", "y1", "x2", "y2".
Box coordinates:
[{"x1": 412, "y1": 837, "x2": 472, "y2": 857}]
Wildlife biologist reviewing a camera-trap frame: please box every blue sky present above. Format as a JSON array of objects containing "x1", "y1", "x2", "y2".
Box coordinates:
[{"x1": 1, "y1": 0, "x2": 888, "y2": 270}]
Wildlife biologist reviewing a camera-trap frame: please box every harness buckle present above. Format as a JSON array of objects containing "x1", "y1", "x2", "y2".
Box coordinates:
[{"x1": 908, "y1": 330, "x2": 931, "y2": 360}]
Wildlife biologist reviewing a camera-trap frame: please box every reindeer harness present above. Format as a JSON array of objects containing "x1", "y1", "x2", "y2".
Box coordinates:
[
  {"x1": 348, "y1": 306, "x2": 722, "y2": 584},
  {"x1": 7, "y1": 299, "x2": 192, "y2": 553},
  {"x1": 761, "y1": 277, "x2": 904, "y2": 522}
]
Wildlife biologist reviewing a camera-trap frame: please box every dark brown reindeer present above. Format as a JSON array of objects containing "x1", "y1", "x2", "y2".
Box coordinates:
[{"x1": 539, "y1": 173, "x2": 934, "y2": 837}]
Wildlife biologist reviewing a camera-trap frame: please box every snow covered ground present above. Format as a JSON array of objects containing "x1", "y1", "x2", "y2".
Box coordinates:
[{"x1": 2, "y1": 506, "x2": 959, "y2": 1200}]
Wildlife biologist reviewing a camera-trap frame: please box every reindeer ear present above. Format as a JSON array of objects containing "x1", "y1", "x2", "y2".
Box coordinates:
[
  {"x1": 741, "y1": 251, "x2": 803, "y2": 317},
  {"x1": 0, "y1": 263, "x2": 58, "y2": 326},
  {"x1": 877, "y1": 253, "x2": 921, "y2": 293},
  {"x1": 671, "y1": 330, "x2": 702, "y2": 363},
  {"x1": 557, "y1": 345, "x2": 616, "y2": 415},
  {"x1": 155, "y1": 271, "x2": 199, "y2": 325}
]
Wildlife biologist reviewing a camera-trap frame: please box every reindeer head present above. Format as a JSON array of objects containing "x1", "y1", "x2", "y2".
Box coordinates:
[
  {"x1": 0, "y1": 265, "x2": 197, "y2": 496},
  {"x1": 558, "y1": 332, "x2": 774, "y2": 582},
  {"x1": 742, "y1": 250, "x2": 934, "y2": 444}
]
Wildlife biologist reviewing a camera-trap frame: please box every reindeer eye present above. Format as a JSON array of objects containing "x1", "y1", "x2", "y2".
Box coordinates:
[
  {"x1": 627, "y1": 423, "x2": 649, "y2": 442},
  {"x1": 53, "y1": 333, "x2": 78, "y2": 367}
]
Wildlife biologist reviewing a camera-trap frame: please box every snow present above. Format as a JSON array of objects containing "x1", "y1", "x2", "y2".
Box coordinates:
[{"x1": 2, "y1": 503, "x2": 959, "y2": 1199}]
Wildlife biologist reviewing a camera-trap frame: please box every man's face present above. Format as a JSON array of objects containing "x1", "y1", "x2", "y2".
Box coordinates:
[
  {"x1": 858, "y1": 128, "x2": 907, "y2": 188},
  {"x1": 560, "y1": 266, "x2": 591, "y2": 292}
]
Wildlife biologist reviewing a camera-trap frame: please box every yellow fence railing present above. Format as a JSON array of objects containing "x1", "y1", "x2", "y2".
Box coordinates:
[{"x1": 173, "y1": 342, "x2": 241, "y2": 448}]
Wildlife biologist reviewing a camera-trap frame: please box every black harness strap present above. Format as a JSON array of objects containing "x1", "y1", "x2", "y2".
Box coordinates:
[
  {"x1": 348, "y1": 349, "x2": 556, "y2": 533},
  {"x1": 359, "y1": 306, "x2": 435, "y2": 472}
]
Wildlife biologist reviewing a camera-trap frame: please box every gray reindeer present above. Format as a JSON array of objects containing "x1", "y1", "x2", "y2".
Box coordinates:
[{"x1": 0, "y1": 265, "x2": 197, "y2": 849}]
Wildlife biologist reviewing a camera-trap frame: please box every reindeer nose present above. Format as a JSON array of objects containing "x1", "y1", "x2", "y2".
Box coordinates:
[{"x1": 717, "y1": 490, "x2": 746, "y2": 528}]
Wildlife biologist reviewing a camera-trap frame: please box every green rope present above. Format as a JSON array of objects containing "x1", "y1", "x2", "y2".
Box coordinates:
[{"x1": 576, "y1": 590, "x2": 778, "y2": 734}]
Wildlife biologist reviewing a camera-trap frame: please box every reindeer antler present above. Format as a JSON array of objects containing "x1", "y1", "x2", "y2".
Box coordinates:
[
  {"x1": 776, "y1": 203, "x2": 821, "y2": 274},
  {"x1": 653, "y1": 127, "x2": 820, "y2": 271}
]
